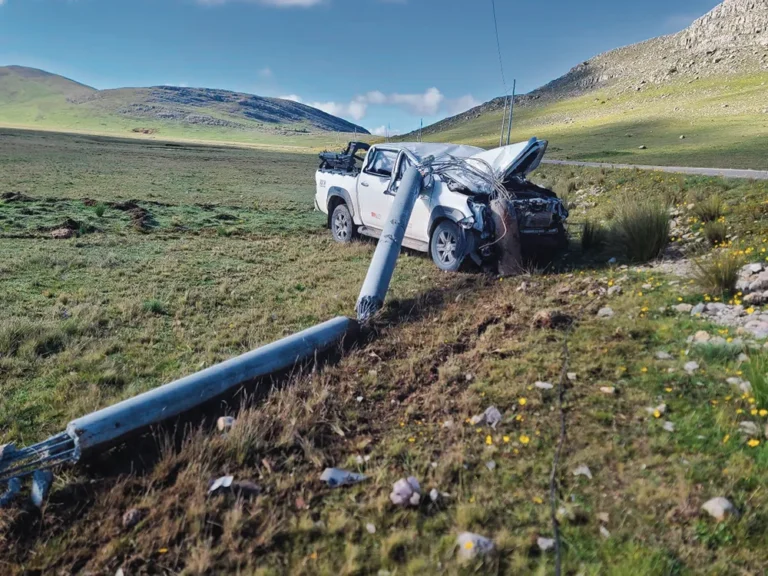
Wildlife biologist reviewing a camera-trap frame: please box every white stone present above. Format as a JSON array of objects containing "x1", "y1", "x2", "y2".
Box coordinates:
[
  {"x1": 600, "y1": 386, "x2": 616, "y2": 395},
  {"x1": 663, "y1": 421, "x2": 675, "y2": 432},
  {"x1": 390, "y1": 477, "x2": 421, "y2": 507},
  {"x1": 366, "y1": 523, "x2": 377, "y2": 534},
  {"x1": 607, "y1": 286, "x2": 623, "y2": 297},
  {"x1": 535, "y1": 381, "x2": 554, "y2": 390},
  {"x1": 573, "y1": 465, "x2": 593, "y2": 479},
  {"x1": 567, "y1": 372, "x2": 578, "y2": 381},
  {"x1": 600, "y1": 526, "x2": 611, "y2": 539},
  {"x1": 457, "y1": 532, "x2": 495, "y2": 560},
  {"x1": 684, "y1": 361, "x2": 699, "y2": 374},
  {"x1": 656, "y1": 351, "x2": 673, "y2": 360},
  {"x1": 739, "y1": 421, "x2": 760, "y2": 437},
  {"x1": 597, "y1": 307, "x2": 614, "y2": 318},
  {"x1": 217, "y1": 416, "x2": 236, "y2": 432},
  {"x1": 691, "y1": 303, "x2": 706, "y2": 316},
  {"x1": 537, "y1": 537, "x2": 555, "y2": 552},
  {"x1": 693, "y1": 331, "x2": 711, "y2": 343},
  {"x1": 702, "y1": 497, "x2": 738, "y2": 521},
  {"x1": 674, "y1": 303, "x2": 693, "y2": 313},
  {"x1": 429, "y1": 488, "x2": 439, "y2": 502}
]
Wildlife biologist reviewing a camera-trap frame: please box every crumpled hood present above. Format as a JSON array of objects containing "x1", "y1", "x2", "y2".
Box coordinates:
[{"x1": 435, "y1": 138, "x2": 548, "y2": 194}]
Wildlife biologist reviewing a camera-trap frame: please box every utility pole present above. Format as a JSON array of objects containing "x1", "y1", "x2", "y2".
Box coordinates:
[
  {"x1": 499, "y1": 96, "x2": 508, "y2": 147},
  {"x1": 505, "y1": 79, "x2": 516, "y2": 146}
]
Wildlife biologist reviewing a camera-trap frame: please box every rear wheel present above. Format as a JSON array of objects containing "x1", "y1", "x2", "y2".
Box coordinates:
[
  {"x1": 331, "y1": 203, "x2": 355, "y2": 243},
  {"x1": 430, "y1": 220, "x2": 465, "y2": 272}
]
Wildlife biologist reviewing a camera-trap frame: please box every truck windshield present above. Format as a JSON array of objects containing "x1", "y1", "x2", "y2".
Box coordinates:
[{"x1": 365, "y1": 150, "x2": 398, "y2": 178}]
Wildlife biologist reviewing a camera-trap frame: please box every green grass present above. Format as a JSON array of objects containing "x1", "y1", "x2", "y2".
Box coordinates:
[
  {"x1": 416, "y1": 73, "x2": 768, "y2": 170},
  {"x1": 2, "y1": 128, "x2": 768, "y2": 574}
]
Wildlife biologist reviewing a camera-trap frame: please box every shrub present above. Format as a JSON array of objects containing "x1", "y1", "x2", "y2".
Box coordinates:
[
  {"x1": 143, "y1": 299, "x2": 168, "y2": 315},
  {"x1": 703, "y1": 221, "x2": 727, "y2": 246},
  {"x1": 690, "y1": 251, "x2": 741, "y2": 294},
  {"x1": 581, "y1": 220, "x2": 610, "y2": 253},
  {"x1": 566, "y1": 180, "x2": 578, "y2": 194},
  {"x1": 692, "y1": 195, "x2": 724, "y2": 223},
  {"x1": 744, "y1": 353, "x2": 768, "y2": 408},
  {"x1": 609, "y1": 197, "x2": 670, "y2": 262},
  {"x1": 94, "y1": 203, "x2": 106, "y2": 218}
]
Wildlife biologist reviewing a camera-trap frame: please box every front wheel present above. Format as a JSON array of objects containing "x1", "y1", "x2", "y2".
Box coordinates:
[
  {"x1": 331, "y1": 203, "x2": 355, "y2": 243},
  {"x1": 430, "y1": 220, "x2": 466, "y2": 272}
]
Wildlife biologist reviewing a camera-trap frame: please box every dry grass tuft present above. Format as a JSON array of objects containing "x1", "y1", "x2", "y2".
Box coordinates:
[{"x1": 690, "y1": 251, "x2": 742, "y2": 294}]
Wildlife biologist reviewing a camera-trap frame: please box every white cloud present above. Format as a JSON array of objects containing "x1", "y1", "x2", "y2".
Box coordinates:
[
  {"x1": 198, "y1": 0, "x2": 323, "y2": 6},
  {"x1": 278, "y1": 94, "x2": 302, "y2": 102},
  {"x1": 259, "y1": 67, "x2": 273, "y2": 78},
  {"x1": 284, "y1": 87, "x2": 479, "y2": 123}
]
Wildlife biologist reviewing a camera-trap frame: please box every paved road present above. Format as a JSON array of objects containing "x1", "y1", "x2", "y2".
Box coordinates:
[{"x1": 542, "y1": 159, "x2": 768, "y2": 180}]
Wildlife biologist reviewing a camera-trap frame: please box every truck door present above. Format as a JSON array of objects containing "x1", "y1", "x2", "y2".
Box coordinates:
[
  {"x1": 391, "y1": 155, "x2": 432, "y2": 243},
  {"x1": 358, "y1": 148, "x2": 398, "y2": 228}
]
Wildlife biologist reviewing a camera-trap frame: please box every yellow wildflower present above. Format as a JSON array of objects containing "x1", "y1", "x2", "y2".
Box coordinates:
[
  {"x1": 485, "y1": 435, "x2": 493, "y2": 445},
  {"x1": 503, "y1": 435, "x2": 510, "y2": 443},
  {"x1": 533, "y1": 496, "x2": 543, "y2": 504},
  {"x1": 653, "y1": 410, "x2": 661, "y2": 419},
  {"x1": 519, "y1": 434, "x2": 531, "y2": 445},
  {"x1": 760, "y1": 410, "x2": 768, "y2": 417},
  {"x1": 748, "y1": 439, "x2": 760, "y2": 448},
  {"x1": 723, "y1": 434, "x2": 730, "y2": 444},
  {"x1": 519, "y1": 398, "x2": 527, "y2": 406}
]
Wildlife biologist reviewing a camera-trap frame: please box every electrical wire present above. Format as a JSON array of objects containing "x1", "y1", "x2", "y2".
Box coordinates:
[{"x1": 490, "y1": 0, "x2": 508, "y2": 94}]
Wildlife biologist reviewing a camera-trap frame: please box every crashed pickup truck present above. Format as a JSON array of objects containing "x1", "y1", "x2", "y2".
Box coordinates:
[{"x1": 314, "y1": 138, "x2": 568, "y2": 271}]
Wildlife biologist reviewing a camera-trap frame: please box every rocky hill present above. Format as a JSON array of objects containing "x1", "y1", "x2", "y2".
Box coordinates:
[
  {"x1": 0, "y1": 66, "x2": 369, "y2": 135},
  {"x1": 415, "y1": 0, "x2": 768, "y2": 137}
]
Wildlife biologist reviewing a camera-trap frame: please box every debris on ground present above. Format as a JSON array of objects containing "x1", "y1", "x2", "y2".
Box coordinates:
[
  {"x1": 573, "y1": 465, "x2": 593, "y2": 480},
  {"x1": 217, "y1": 416, "x2": 236, "y2": 432},
  {"x1": 600, "y1": 526, "x2": 611, "y2": 539},
  {"x1": 30, "y1": 470, "x2": 54, "y2": 508},
  {"x1": 663, "y1": 421, "x2": 676, "y2": 432},
  {"x1": 684, "y1": 361, "x2": 699, "y2": 374},
  {"x1": 122, "y1": 508, "x2": 145, "y2": 530},
  {"x1": 534, "y1": 381, "x2": 554, "y2": 390},
  {"x1": 429, "y1": 488, "x2": 440, "y2": 502},
  {"x1": 0, "y1": 478, "x2": 22, "y2": 508},
  {"x1": 470, "y1": 406, "x2": 502, "y2": 428},
  {"x1": 537, "y1": 537, "x2": 555, "y2": 552},
  {"x1": 366, "y1": 523, "x2": 376, "y2": 534},
  {"x1": 702, "y1": 497, "x2": 738, "y2": 521},
  {"x1": 600, "y1": 386, "x2": 617, "y2": 395},
  {"x1": 597, "y1": 512, "x2": 610, "y2": 524},
  {"x1": 390, "y1": 477, "x2": 421, "y2": 507},
  {"x1": 656, "y1": 351, "x2": 673, "y2": 360},
  {"x1": 208, "y1": 476, "x2": 234, "y2": 494},
  {"x1": 646, "y1": 403, "x2": 667, "y2": 416},
  {"x1": 567, "y1": 372, "x2": 578, "y2": 381},
  {"x1": 456, "y1": 532, "x2": 495, "y2": 560},
  {"x1": 485, "y1": 460, "x2": 497, "y2": 471},
  {"x1": 320, "y1": 468, "x2": 367, "y2": 488}
]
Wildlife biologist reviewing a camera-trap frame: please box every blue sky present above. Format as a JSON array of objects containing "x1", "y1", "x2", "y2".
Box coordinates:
[{"x1": 0, "y1": 0, "x2": 721, "y2": 134}]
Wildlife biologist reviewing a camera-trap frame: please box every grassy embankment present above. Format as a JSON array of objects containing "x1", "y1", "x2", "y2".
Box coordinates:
[{"x1": 1, "y1": 128, "x2": 768, "y2": 574}]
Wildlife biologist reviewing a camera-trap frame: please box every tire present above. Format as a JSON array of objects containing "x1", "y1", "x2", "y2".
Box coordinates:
[
  {"x1": 330, "y1": 203, "x2": 355, "y2": 243},
  {"x1": 430, "y1": 220, "x2": 465, "y2": 272}
]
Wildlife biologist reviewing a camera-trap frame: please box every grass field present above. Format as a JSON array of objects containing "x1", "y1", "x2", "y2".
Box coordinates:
[
  {"x1": 2, "y1": 128, "x2": 768, "y2": 574},
  {"x1": 419, "y1": 74, "x2": 768, "y2": 170}
]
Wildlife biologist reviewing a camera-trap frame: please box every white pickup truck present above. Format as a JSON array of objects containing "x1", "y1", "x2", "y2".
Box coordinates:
[{"x1": 314, "y1": 138, "x2": 568, "y2": 271}]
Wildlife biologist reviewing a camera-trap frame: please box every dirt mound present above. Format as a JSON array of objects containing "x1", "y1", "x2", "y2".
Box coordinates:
[
  {"x1": 1, "y1": 192, "x2": 33, "y2": 202},
  {"x1": 131, "y1": 128, "x2": 157, "y2": 135},
  {"x1": 109, "y1": 200, "x2": 154, "y2": 230}
]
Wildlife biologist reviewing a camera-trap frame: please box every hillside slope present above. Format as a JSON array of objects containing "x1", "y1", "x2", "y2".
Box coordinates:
[
  {"x1": 411, "y1": 0, "x2": 768, "y2": 169},
  {"x1": 0, "y1": 66, "x2": 369, "y2": 145}
]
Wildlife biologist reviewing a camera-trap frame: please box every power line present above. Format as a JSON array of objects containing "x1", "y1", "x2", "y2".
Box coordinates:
[{"x1": 490, "y1": 0, "x2": 508, "y2": 94}]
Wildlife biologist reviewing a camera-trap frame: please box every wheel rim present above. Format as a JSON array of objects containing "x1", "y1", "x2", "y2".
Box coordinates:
[
  {"x1": 334, "y1": 211, "x2": 350, "y2": 240},
  {"x1": 436, "y1": 230, "x2": 458, "y2": 265}
]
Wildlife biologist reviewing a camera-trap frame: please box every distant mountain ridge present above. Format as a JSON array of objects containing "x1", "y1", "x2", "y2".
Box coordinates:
[
  {"x1": 413, "y1": 0, "x2": 768, "y2": 138},
  {"x1": 0, "y1": 66, "x2": 369, "y2": 135}
]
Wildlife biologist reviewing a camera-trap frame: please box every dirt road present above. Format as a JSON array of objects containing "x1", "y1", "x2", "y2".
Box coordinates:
[{"x1": 543, "y1": 159, "x2": 768, "y2": 180}]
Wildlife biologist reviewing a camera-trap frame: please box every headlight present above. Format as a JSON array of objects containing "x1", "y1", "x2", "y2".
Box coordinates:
[{"x1": 458, "y1": 216, "x2": 475, "y2": 229}]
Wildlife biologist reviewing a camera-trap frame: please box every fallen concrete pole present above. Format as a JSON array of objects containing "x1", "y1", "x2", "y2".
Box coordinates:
[
  {"x1": 0, "y1": 316, "x2": 357, "y2": 483},
  {"x1": 356, "y1": 163, "x2": 425, "y2": 322}
]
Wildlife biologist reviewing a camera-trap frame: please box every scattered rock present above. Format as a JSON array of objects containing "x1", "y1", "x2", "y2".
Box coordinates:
[
  {"x1": 747, "y1": 263, "x2": 764, "y2": 274},
  {"x1": 51, "y1": 228, "x2": 75, "y2": 240},
  {"x1": 656, "y1": 351, "x2": 673, "y2": 360},
  {"x1": 691, "y1": 303, "x2": 706, "y2": 316},
  {"x1": 366, "y1": 523, "x2": 377, "y2": 534},
  {"x1": 646, "y1": 403, "x2": 667, "y2": 416},
  {"x1": 693, "y1": 331, "x2": 711, "y2": 343},
  {"x1": 674, "y1": 303, "x2": 693, "y2": 313},
  {"x1": 600, "y1": 386, "x2": 616, "y2": 395},
  {"x1": 638, "y1": 145, "x2": 647, "y2": 150},
  {"x1": 567, "y1": 372, "x2": 578, "y2": 381},
  {"x1": 31, "y1": 470, "x2": 54, "y2": 508},
  {"x1": 217, "y1": 416, "x2": 236, "y2": 432},
  {"x1": 485, "y1": 460, "x2": 497, "y2": 471},
  {"x1": 535, "y1": 381, "x2": 554, "y2": 390},
  {"x1": 442, "y1": 420, "x2": 455, "y2": 429},
  {"x1": 739, "y1": 421, "x2": 760, "y2": 437},
  {"x1": 457, "y1": 532, "x2": 495, "y2": 560},
  {"x1": 597, "y1": 512, "x2": 610, "y2": 524},
  {"x1": 390, "y1": 477, "x2": 421, "y2": 507},
  {"x1": 122, "y1": 508, "x2": 145, "y2": 529},
  {"x1": 532, "y1": 309, "x2": 573, "y2": 330},
  {"x1": 679, "y1": 135, "x2": 686, "y2": 139},
  {"x1": 663, "y1": 421, "x2": 676, "y2": 432},
  {"x1": 727, "y1": 377, "x2": 752, "y2": 393},
  {"x1": 607, "y1": 285, "x2": 623, "y2": 297},
  {"x1": 320, "y1": 468, "x2": 367, "y2": 488},
  {"x1": 573, "y1": 465, "x2": 593, "y2": 480},
  {"x1": 701, "y1": 497, "x2": 738, "y2": 521},
  {"x1": 597, "y1": 307, "x2": 614, "y2": 319},
  {"x1": 537, "y1": 537, "x2": 555, "y2": 552},
  {"x1": 430, "y1": 488, "x2": 440, "y2": 502},
  {"x1": 471, "y1": 406, "x2": 502, "y2": 428},
  {"x1": 684, "y1": 361, "x2": 699, "y2": 374},
  {"x1": 600, "y1": 526, "x2": 611, "y2": 539}
]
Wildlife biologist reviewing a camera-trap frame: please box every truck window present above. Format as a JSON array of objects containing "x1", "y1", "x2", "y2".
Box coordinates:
[{"x1": 364, "y1": 150, "x2": 397, "y2": 178}]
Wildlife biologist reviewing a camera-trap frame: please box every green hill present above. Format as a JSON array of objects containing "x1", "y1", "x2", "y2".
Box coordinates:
[
  {"x1": 0, "y1": 65, "x2": 369, "y2": 147},
  {"x1": 408, "y1": 0, "x2": 768, "y2": 169}
]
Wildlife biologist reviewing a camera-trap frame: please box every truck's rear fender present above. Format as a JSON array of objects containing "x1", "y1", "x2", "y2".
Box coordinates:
[{"x1": 327, "y1": 186, "x2": 356, "y2": 227}]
